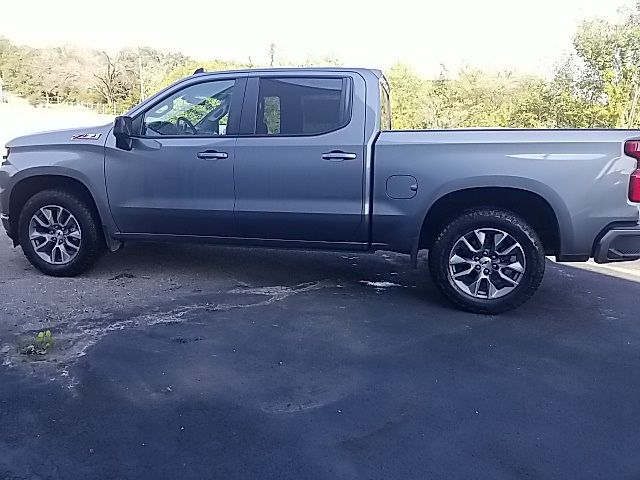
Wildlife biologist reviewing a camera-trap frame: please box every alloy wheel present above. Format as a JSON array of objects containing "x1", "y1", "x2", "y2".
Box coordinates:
[
  {"x1": 28, "y1": 205, "x2": 82, "y2": 265},
  {"x1": 447, "y1": 228, "x2": 526, "y2": 299}
]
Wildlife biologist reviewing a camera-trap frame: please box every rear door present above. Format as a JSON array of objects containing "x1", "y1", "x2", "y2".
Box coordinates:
[{"x1": 234, "y1": 73, "x2": 367, "y2": 243}]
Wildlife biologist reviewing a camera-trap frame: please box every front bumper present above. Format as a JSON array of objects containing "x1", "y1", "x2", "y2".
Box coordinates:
[{"x1": 593, "y1": 225, "x2": 640, "y2": 263}]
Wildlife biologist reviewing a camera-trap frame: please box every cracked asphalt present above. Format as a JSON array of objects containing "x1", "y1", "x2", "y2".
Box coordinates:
[{"x1": 1, "y1": 232, "x2": 640, "y2": 479}]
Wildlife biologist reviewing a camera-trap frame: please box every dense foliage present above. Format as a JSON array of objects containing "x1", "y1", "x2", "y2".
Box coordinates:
[
  {"x1": 1, "y1": 3, "x2": 639, "y2": 127},
  {"x1": 388, "y1": 4, "x2": 640, "y2": 129}
]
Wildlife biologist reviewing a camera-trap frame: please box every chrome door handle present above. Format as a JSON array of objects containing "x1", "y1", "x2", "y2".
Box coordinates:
[
  {"x1": 197, "y1": 151, "x2": 228, "y2": 160},
  {"x1": 322, "y1": 151, "x2": 357, "y2": 161}
]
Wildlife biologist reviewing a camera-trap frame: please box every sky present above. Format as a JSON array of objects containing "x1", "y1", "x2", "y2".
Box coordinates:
[{"x1": 0, "y1": 0, "x2": 635, "y2": 77}]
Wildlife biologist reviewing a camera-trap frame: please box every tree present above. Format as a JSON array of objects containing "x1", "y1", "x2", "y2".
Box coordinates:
[
  {"x1": 386, "y1": 63, "x2": 429, "y2": 129},
  {"x1": 119, "y1": 47, "x2": 190, "y2": 102},
  {"x1": 269, "y1": 43, "x2": 276, "y2": 67},
  {"x1": 31, "y1": 47, "x2": 80, "y2": 101},
  {"x1": 0, "y1": 38, "x2": 39, "y2": 99},
  {"x1": 389, "y1": 65, "x2": 554, "y2": 130},
  {"x1": 1, "y1": 3, "x2": 638, "y2": 128},
  {"x1": 92, "y1": 51, "x2": 129, "y2": 111},
  {"x1": 160, "y1": 59, "x2": 249, "y2": 88},
  {"x1": 549, "y1": 6, "x2": 640, "y2": 128},
  {"x1": 430, "y1": 69, "x2": 554, "y2": 128}
]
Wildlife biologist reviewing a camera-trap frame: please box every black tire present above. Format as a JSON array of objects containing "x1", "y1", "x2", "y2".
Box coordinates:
[
  {"x1": 18, "y1": 189, "x2": 104, "y2": 277},
  {"x1": 428, "y1": 208, "x2": 545, "y2": 314}
]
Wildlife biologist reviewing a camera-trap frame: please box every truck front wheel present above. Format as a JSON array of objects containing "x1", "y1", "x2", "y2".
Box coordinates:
[
  {"x1": 18, "y1": 190, "x2": 104, "y2": 277},
  {"x1": 428, "y1": 208, "x2": 545, "y2": 314}
]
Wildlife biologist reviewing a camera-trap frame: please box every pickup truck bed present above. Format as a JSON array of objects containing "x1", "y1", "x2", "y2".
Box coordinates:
[{"x1": 373, "y1": 129, "x2": 640, "y2": 262}]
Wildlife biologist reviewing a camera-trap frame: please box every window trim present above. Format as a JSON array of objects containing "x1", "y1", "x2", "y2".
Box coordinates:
[
  {"x1": 132, "y1": 77, "x2": 247, "y2": 139},
  {"x1": 238, "y1": 75, "x2": 353, "y2": 137}
]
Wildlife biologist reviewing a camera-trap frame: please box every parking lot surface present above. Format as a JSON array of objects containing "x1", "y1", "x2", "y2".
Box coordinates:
[{"x1": 1, "y1": 234, "x2": 639, "y2": 479}]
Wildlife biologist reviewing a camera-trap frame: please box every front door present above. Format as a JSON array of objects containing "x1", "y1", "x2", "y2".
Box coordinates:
[
  {"x1": 234, "y1": 74, "x2": 367, "y2": 243},
  {"x1": 105, "y1": 76, "x2": 245, "y2": 237}
]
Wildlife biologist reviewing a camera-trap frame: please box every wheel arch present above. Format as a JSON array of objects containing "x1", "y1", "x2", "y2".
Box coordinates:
[
  {"x1": 9, "y1": 175, "x2": 105, "y2": 247},
  {"x1": 418, "y1": 186, "x2": 562, "y2": 256}
]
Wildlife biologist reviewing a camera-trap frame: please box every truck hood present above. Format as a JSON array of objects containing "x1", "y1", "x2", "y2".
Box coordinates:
[{"x1": 5, "y1": 124, "x2": 113, "y2": 148}]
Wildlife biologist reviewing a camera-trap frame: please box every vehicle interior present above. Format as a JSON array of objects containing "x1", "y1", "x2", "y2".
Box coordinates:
[{"x1": 256, "y1": 78, "x2": 345, "y2": 135}]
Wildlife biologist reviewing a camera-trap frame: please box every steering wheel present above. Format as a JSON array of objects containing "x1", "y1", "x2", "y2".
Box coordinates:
[{"x1": 176, "y1": 116, "x2": 197, "y2": 135}]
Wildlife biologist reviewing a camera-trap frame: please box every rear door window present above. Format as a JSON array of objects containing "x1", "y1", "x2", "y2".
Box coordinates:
[{"x1": 255, "y1": 77, "x2": 351, "y2": 136}]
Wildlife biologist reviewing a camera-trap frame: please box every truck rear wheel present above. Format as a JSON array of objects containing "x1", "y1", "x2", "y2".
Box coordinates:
[
  {"x1": 428, "y1": 208, "x2": 545, "y2": 314},
  {"x1": 18, "y1": 190, "x2": 104, "y2": 277}
]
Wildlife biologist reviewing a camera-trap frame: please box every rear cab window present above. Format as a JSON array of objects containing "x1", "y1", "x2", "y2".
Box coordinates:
[{"x1": 253, "y1": 77, "x2": 352, "y2": 136}]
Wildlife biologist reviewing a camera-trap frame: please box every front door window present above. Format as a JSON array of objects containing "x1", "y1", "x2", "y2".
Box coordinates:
[{"x1": 142, "y1": 80, "x2": 236, "y2": 136}]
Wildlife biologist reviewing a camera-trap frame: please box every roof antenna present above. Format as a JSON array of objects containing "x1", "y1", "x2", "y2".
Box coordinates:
[{"x1": 193, "y1": 67, "x2": 205, "y2": 75}]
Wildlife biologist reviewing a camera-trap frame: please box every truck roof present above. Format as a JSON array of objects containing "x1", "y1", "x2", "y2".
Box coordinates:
[{"x1": 191, "y1": 67, "x2": 384, "y2": 78}]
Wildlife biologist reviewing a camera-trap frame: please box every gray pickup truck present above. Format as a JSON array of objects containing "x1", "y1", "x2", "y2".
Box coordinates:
[{"x1": 2, "y1": 67, "x2": 640, "y2": 313}]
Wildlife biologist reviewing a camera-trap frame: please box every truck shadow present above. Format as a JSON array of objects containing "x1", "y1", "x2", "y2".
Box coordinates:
[
  {"x1": 91, "y1": 241, "x2": 640, "y2": 318},
  {"x1": 93, "y1": 241, "x2": 451, "y2": 306},
  {"x1": 96, "y1": 242, "x2": 426, "y2": 285}
]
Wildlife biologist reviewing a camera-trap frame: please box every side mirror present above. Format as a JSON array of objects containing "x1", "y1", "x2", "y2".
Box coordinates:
[{"x1": 113, "y1": 116, "x2": 133, "y2": 151}]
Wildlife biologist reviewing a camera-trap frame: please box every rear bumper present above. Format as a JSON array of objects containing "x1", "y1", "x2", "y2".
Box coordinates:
[{"x1": 593, "y1": 225, "x2": 640, "y2": 263}]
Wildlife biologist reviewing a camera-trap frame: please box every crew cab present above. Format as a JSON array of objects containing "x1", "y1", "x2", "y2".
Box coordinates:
[{"x1": 2, "y1": 67, "x2": 640, "y2": 313}]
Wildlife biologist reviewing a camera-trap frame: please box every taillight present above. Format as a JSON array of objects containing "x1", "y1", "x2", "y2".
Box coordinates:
[
  {"x1": 630, "y1": 170, "x2": 640, "y2": 203},
  {"x1": 625, "y1": 141, "x2": 640, "y2": 202}
]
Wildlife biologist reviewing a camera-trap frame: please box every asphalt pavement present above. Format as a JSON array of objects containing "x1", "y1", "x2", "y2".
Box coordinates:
[{"x1": 0, "y1": 233, "x2": 639, "y2": 479}]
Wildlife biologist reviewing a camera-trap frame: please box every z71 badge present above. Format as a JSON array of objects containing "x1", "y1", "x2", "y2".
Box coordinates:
[{"x1": 71, "y1": 133, "x2": 102, "y2": 140}]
